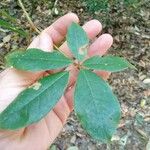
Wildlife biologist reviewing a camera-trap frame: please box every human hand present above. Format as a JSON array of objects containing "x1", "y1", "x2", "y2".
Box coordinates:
[{"x1": 0, "y1": 13, "x2": 113, "y2": 150}]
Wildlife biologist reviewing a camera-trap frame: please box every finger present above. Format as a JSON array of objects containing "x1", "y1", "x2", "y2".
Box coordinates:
[
  {"x1": 43, "y1": 13, "x2": 79, "y2": 45},
  {"x1": 33, "y1": 84, "x2": 75, "y2": 148},
  {"x1": 28, "y1": 32, "x2": 53, "y2": 52},
  {"x1": 94, "y1": 71, "x2": 111, "y2": 80},
  {"x1": 59, "y1": 19, "x2": 102, "y2": 57},
  {"x1": 28, "y1": 13, "x2": 79, "y2": 52},
  {"x1": 83, "y1": 19, "x2": 102, "y2": 39},
  {"x1": 25, "y1": 114, "x2": 62, "y2": 148},
  {"x1": 88, "y1": 34, "x2": 113, "y2": 79},
  {"x1": 53, "y1": 96, "x2": 71, "y2": 124},
  {"x1": 88, "y1": 33, "x2": 113, "y2": 56},
  {"x1": 51, "y1": 86, "x2": 75, "y2": 125},
  {"x1": 45, "y1": 111, "x2": 63, "y2": 145},
  {"x1": 39, "y1": 87, "x2": 75, "y2": 147},
  {"x1": 64, "y1": 86, "x2": 75, "y2": 111}
]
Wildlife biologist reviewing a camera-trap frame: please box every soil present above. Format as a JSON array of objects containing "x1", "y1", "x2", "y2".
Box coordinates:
[{"x1": 0, "y1": 0, "x2": 150, "y2": 150}]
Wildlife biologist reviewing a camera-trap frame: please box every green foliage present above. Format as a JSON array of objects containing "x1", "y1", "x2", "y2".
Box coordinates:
[
  {"x1": 124, "y1": 0, "x2": 141, "y2": 7},
  {"x1": 0, "y1": 72, "x2": 69, "y2": 129},
  {"x1": 5, "y1": 48, "x2": 72, "y2": 71},
  {"x1": 0, "y1": 10, "x2": 28, "y2": 37},
  {"x1": 83, "y1": 0, "x2": 109, "y2": 12},
  {"x1": 83, "y1": 56, "x2": 135, "y2": 72},
  {"x1": 82, "y1": 0, "x2": 142, "y2": 12},
  {"x1": 74, "y1": 69, "x2": 121, "y2": 142},
  {"x1": 0, "y1": 10, "x2": 17, "y2": 23},
  {"x1": 0, "y1": 19, "x2": 28, "y2": 37},
  {"x1": 67, "y1": 22, "x2": 89, "y2": 61},
  {"x1": 0, "y1": 23, "x2": 134, "y2": 142}
]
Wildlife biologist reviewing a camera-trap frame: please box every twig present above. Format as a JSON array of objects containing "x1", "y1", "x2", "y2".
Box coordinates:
[
  {"x1": 18, "y1": 0, "x2": 41, "y2": 34},
  {"x1": 53, "y1": 44, "x2": 59, "y2": 50},
  {"x1": 18, "y1": 0, "x2": 70, "y2": 58}
]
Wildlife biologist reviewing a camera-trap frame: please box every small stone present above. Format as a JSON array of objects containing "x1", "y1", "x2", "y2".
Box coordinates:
[
  {"x1": 139, "y1": 60, "x2": 146, "y2": 68},
  {"x1": 143, "y1": 78, "x2": 150, "y2": 84},
  {"x1": 111, "y1": 135, "x2": 120, "y2": 141},
  {"x1": 144, "y1": 116, "x2": 150, "y2": 122},
  {"x1": 139, "y1": 74, "x2": 146, "y2": 80},
  {"x1": 67, "y1": 146, "x2": 78, "y2": 150},
  {"x1": 146, "y1": 138, "x2": 150, "y2": 150},
  {"x1": 3, "y1": 35, "x2": 11, "y2": 43},
  {"x1": 114, "y1": 35, "x2": 120, "y2": 42},
  {"x1": 70, "y1": 135, "x2": 76, "y2": 143},
  {"x1": 140, "y1": 99, "x2": 146, "y2": 108},
  {"x1": 0, "y1": 43, "x2": 4, "y2": 48},
  {"x1": 80, "y1": 8, "x2": 83, "y2": 12},
  {"x1": 76, "y1": 132, "x2": 83, "y2": 137},
  {"x1": 144, "y1": 89, "x2": 150, "y2": 97}
]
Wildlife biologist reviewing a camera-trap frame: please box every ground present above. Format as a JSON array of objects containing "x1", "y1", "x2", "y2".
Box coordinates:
[{"x1": 0, "y1": 0, "x2": 150, "y2": 150}]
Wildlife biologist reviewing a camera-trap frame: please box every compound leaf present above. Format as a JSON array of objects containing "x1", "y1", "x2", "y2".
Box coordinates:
[
  {"x1": 0, "y1": 71, "x2": 69, "y2": 129},
  {"x1": 67, "y1": 22, "x2": 89, "y2": 61},
  {"x1": 74, "y1": 69, "x2": 121, "y2": 142},
  {"x1": 5, "y1": 48, "x2": 72, "y2": 71},
  {"x1": 83, "y1": 55, "x2": 135, "y2": 72}
]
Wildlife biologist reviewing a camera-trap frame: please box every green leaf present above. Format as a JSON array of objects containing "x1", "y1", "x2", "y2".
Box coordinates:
[
  {"x1": 83, "y1": 55, "x2": 135, "y2": 72},
  {"x1": 5, "y1": 48, "x2": 72, "y2": 71},
  {"x1": 0, "y1": 71, "x2": 69, "y2": 129},
  {"x1": 74, "y1": 69, "x2": 121, "y2": 142},
  {"x1": 0, "y1": 19, "x2": 28, "y2": 37},
  {"x1": 0, "y1": 10, "x2": 18, "y2": 23},
  {"x1": 67, "y1": 22, "x2": 89, "y2": 61},
  {"x1": 83, "y1": 0, "x2": 109, "y2": 12}
]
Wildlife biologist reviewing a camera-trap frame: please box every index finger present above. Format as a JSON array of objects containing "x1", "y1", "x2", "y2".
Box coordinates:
[{"x1": 43, "y1": 13, "x2": 79, "y2": 45}]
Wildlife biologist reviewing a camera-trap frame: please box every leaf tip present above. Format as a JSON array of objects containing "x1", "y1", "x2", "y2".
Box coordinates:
[
  {"x1": 70, "y1": 21, "x2": 79, "y2": 27},
  {"x1": 128, "y1": 63, "x2": 137, "y2": 70}
]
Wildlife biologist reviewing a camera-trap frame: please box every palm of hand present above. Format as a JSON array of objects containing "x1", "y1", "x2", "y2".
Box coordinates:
[{"x1": 0, "y1": 13, "x2": 113, "y2": 150}]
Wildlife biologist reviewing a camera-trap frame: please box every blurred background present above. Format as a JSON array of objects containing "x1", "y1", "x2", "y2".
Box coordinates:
[{"x1": 0, "y1": 0, "x2": 150, "y2": 149}]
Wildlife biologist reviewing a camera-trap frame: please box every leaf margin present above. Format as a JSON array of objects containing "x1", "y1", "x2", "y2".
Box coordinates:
[
  {"x1": 0, "y1": 71, "x2": 69, "y2": 129},
  {"x1": 74, "y1": 69, "x2": 121, "y2": 142},
  {"x1": 66, "y1": 22, "x2": 89, "y2": 61},
  {"x1": 5, "y1": 48, "x2": 73, "y2": 71},
  {"x1": 83, "y1": 55, "x2": 136, "y2": 72}
]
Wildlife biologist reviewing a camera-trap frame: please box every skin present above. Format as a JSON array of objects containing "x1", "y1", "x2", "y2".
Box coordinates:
[{"x1": 0, "y1": 13, "x2": 113, "y2": 150}]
